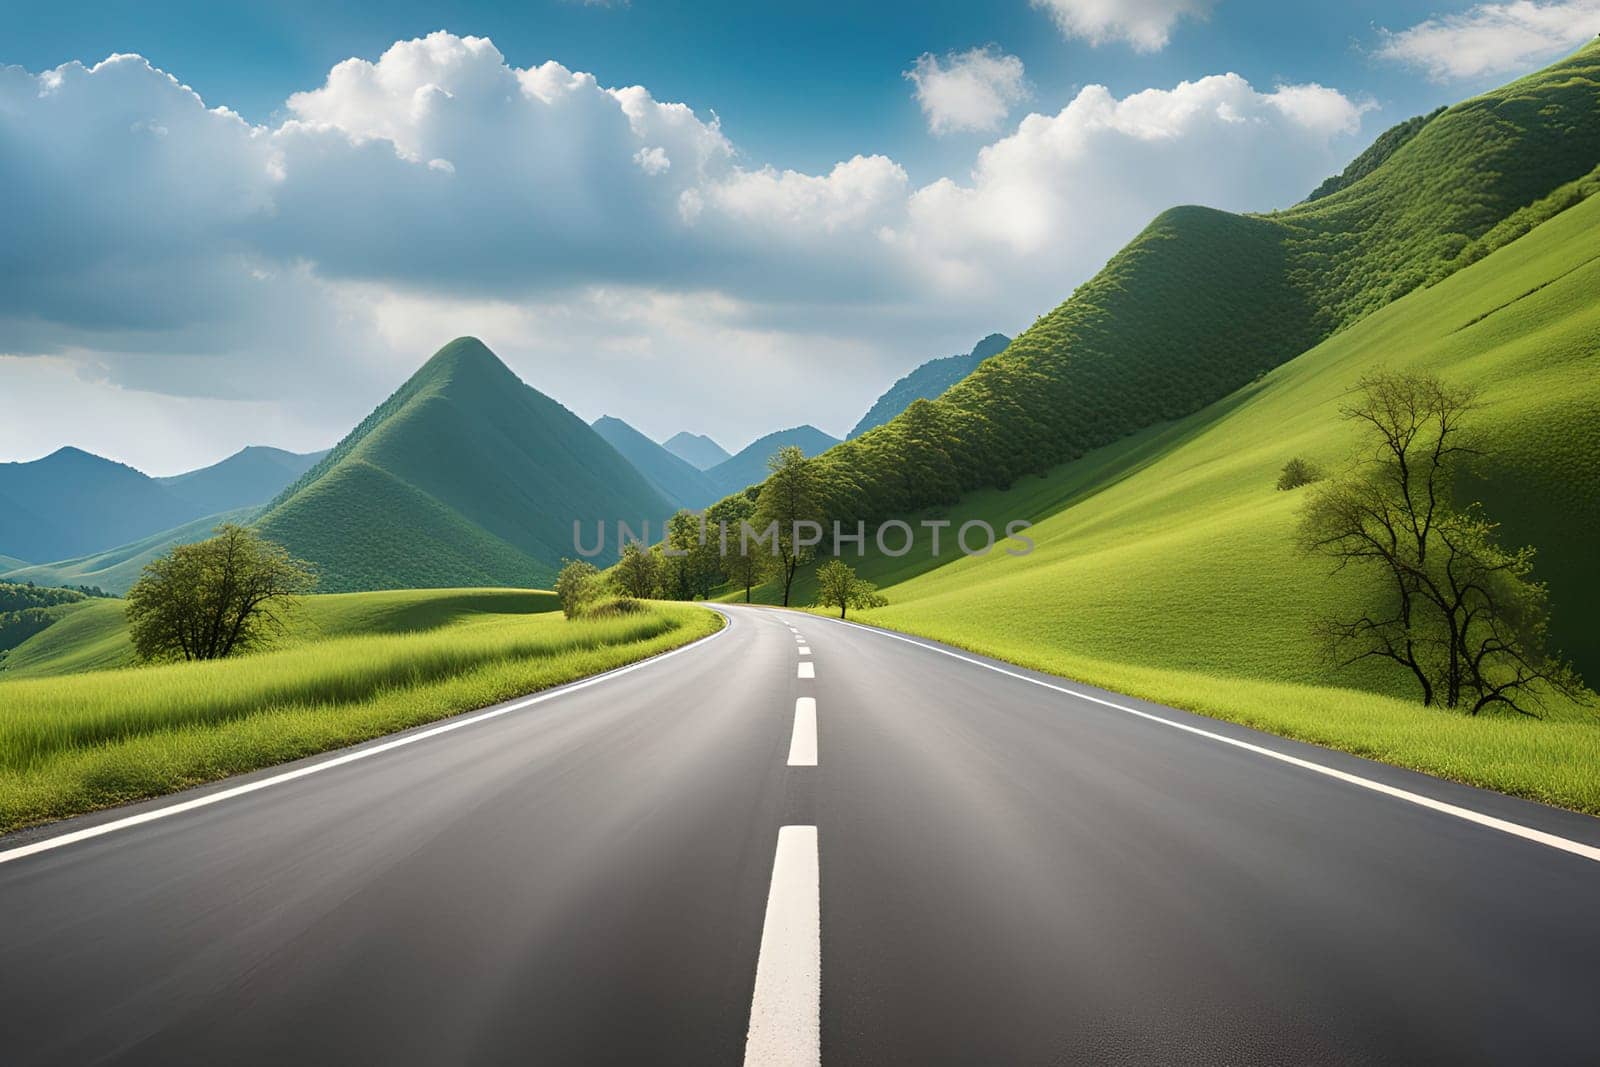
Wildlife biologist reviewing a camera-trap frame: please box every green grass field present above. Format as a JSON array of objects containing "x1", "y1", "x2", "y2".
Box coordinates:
[
  {"x1": 0, "y1": 589, "x2": 721, "y2": 833},
  {"x1": 763, "y1": 186, "x2": 1600, "y2": 812}
]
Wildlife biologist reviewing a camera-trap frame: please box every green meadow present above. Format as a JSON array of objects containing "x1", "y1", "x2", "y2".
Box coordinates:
[
  {"x1": 0, "y1": 589, "x2": 720, "y2": 833},
  {"x1": 777, "y1": 184, "x2": 1600, "y2": 812}
]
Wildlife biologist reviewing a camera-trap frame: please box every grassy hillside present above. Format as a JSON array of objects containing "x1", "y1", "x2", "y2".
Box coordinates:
[
  {"x1": 0, "y1": 555, "x2": 27, "y2": 571},
  {"x1": 1, "y1": 505, "x2": 259, "y2": 595},
  {"x1": 256, "y1": 338, "x2": 675, "y2": 592},
  {"x1": 593, "y1": 415, "x2": 718, "y2": 509},
  {"x1": 792, "y1": 41, "x2": 1600, "y2": 525},
  {"x1": 663, "y1": 431, "x2": 731, "y2": 470},
  {"x1": 706, "y1": 424, "x2": 842, "y2": 497},
  {"x1": 0, "y1": 582, "x2": 94, "y2": 663},
  {"x1": 765, "y1": 189, "x2": 1600, "y2": 811},
  {"x1": 0, "y1": 591, "x2": 720, "y2": 832},
  {"x1": 156, "y1": 445, "x2": 326, "y2": 515},
  {"x1": 0, "y1": 447, "x2": 207, "y2": 563},
  {"x1": 0, "y1": 586, "x2": 568, "y2": 679},
  {"x1": 848, "y1": 333, "x2": 1010, "y2": 438}
]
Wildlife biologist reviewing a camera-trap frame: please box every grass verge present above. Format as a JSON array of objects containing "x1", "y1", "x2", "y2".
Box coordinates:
[{"x1": 0, "y1": 600, "x2": 721, "y2": 834}]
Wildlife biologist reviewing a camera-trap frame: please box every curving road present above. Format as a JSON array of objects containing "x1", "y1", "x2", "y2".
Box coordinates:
[{"x1": 2, "y1": 604, "x2": 1599, "y2": 1065}]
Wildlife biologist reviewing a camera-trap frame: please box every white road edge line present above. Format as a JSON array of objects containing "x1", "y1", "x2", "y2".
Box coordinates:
[
  {"x1": 818, "y1": 614, "x2": 1600, "y2": 865},
  {"x1": 797, "y1": 662, "x2": 814, "y2": 679},
  {"x1": 0, "y1": 610, "x2": 735, "y2": 866},
  {"x1": 788, "y1": 699, "x2": 818, "y2": 767},
  {"x1": 743, "y1": 825, "x2": 821, "y2": 1067}
]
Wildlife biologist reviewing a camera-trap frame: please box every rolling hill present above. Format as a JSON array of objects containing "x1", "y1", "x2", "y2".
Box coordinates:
[
  {"x1": 705, "y1": 425, "x2": 841, "y2": 497},
  {"x1": 783, "y1": 40, "x2": 1600, "y2": 525},
  {"x1": 255, "y1": 337, "x2": 676, "y2": 592},
  {"x1": 592, "y1": 416, "x2": 718, "y2": 510},
  {"x1": 848, "y1": 333, "x2": 1010, "y2": 438},
  {"x1": 157, "y1": 446, "x2": 326, "y2": 515},
  {"x1": 1, "y1": 506, "x2": 261, "y2": 595},
  {"x1": 662, "y1": 432, "x2": 731, "y2": 470}
]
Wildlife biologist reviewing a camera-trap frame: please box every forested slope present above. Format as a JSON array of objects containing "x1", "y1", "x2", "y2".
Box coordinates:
[{"x1": 800, "y1": 41, "x2": 1600, "y2": 523}]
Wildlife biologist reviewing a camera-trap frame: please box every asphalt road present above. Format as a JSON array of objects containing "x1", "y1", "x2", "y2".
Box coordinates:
[{"x1": 3, "y1": 604, "x2": 1599, "y2": 1065}]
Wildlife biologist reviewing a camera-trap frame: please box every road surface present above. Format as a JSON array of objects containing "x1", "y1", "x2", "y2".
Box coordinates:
[{"x1": 2, "y1": 604, "x2": 1599, "y2": 1065}]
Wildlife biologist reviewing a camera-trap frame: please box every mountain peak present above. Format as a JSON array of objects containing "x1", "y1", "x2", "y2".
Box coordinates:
[
  {"x1": 662, "y1": 431, "x2": 731, "y2": 471},
  {"x1": 417, "y1": 337, "x2": 517, "y2": 391}
]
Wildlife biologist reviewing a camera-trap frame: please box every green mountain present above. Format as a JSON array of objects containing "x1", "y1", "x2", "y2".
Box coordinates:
[
  {"x1": 0, "y1": 441, "x2": 321, "y2": 566},
  {"x1": 1, "y1": 506, "x2": 260, "y2": 596},
  {"x1": 791, "y1": 40, "x2": 1600, "y2": 523},
  {"x1": 662, "y1": 431, "x2": 731, "y2": 470},
  {"x1": 706, "y1": 425, "x2": 841, "y2": 497},
  {"x1": 848, "y1": 334, "x2": 1010, "y2": 438},
  {"x1": 255, "y1": 337, "x2": 675, "y2": 592},
  {"x1": 0, "y1": 448, "x2": 202, "y2": 563},
  {"x1": 592, "y1": 416, "x2": 718, "y2": 510},
  {"x1": 157, "y1": 446, "x2": 326, "y2": 515}
]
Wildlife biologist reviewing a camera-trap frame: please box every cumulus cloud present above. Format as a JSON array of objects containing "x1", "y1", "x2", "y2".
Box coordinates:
[
  {"x1": 0, "y1": 33, "x2": 1370, "y2": 471},
  {"x1": 1030, "y1": 0, "x2": 1213, "y2": 51},
  {"x1": 906, "y1": 46, "x2": 1029, "y2": 135},
  {"x1": 1376, "y1": 0, "x2": 1600, "y2": 81}
]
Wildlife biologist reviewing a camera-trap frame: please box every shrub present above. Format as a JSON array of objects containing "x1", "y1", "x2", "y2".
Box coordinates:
[
  {"x1": 555, "y1": 559, "x2": 601, "y2": 619},
  {"x1": 583, "y1": 596, "x2": 645, "y2": 619},
  {"x1": 1277, "y1": 457, "x2": 1324, "y2": 491}
]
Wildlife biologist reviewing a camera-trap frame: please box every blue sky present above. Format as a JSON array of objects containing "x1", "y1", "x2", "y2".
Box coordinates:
[
  {"x1": 2, "y1": 1, "x2": 1596, "y2": 472},
  {"x1": 0, "y1": 1, "x2": 1497, "y2": 180}
]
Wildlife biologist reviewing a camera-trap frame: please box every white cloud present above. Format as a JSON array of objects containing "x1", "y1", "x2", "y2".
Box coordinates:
[
  {"x1": 1376, "y1": 0, "x2": 1600, "y2": 81},
  {"x1": 1030, "y1": 0, "x2": 1213, "y2": 51},
  {"x1": 897, "y1": 75, "x2": 1368, "y2": 304},
  {"x1": 0, "y1": 33, "x2": 1369, "y2": 472},
  {"x1": 634, "y1": 146, "x2": 671, "y2": 174},
  {"x1": 906, "y1": 46, "x2": 1029, "y2": 135}
]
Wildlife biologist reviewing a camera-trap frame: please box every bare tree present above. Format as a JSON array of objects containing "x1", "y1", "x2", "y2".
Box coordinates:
[{"x1": 1298, "y1": 371, "x2": 1581, "y2": 714}]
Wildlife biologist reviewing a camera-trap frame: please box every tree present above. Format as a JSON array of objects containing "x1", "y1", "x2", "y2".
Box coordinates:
[
  {"x1": 753, "y1": 446, "x2": 821, "y2": 606},
  {"x1": 612, "y1": 541, "x2": 661, "y2": 599},
  {"x1": 1298, "y1": 371, "x2": 1581, "y2": 714},
  {"x1": 813, "y1": 559, "x2": 886, "y2": 620},
  {"x1": 125, "y1": 524, "x2": 315, "y2": 662},
  {"x1": 555, "y1": 558, "x2": 601, "y2": 619},
  {"x1": 708, "y1": 491, "x2": 763, "y2": 602},
  {"x1": 661, "y1": 510, "x2": 719, "y2": 601}
]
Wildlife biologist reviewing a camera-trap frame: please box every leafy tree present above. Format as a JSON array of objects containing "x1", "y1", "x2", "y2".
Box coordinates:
[
  {"x1": 125, "y1": 524, "x2": 316, "y2": 662},
  {"x1": 1299, "y1": 372, "x2": 1581, "y2": 714},
  {"x1": 813, "y1": 559, "x2": 886, "y2": 620},
  {"x1": 658, "y1": 510, "x2": 720, "y2": 601},
  {"x1": 612, "y1": 541, "x2": 661, "y2": 599},
  {"x1": 555, "y1": 558, "x2": 601, "y2": 619},
  {"x1": 707, "y1": 491, "x2": 763, "y2": 602},
  {"x1": 753, "y1": 446, "x2": 821, "y2": 606}
]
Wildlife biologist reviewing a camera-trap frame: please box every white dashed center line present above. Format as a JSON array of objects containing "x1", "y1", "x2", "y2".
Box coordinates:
[
  {"x1": 797, "y1": 662, "x2": 814, "y2": 679},
  {"x1": 787, "y1": 698, "x2": 817, "y2": 767},
  {"x1": 743, "y1": 826, "x2": 821, "y2": 1067}
]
